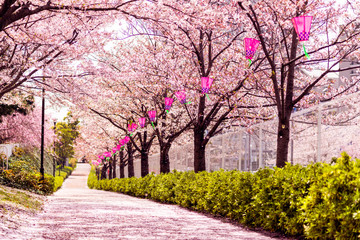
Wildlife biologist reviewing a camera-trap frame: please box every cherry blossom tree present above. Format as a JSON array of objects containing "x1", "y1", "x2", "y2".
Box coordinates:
[
  {"x1": 33, "y1": 0, "x2": 360, "y2": 174},
  {"x1": 62, "y1": 0, "x2": 270, "y2": 174},
  {"x1": 0, "y1": 0, "x2": 142, "y2": 100},
  {"x1": 122, "y1": 1, "x2": 273, "y2": 172},
  {"x1": 0, "y1": 101, "x2": 53, "y2": 147},
  {"x1": 237, "y1": 0, "x2": 360, "y2": 167}
]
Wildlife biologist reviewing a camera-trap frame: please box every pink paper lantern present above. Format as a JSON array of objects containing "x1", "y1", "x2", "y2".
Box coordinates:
[
  {"x1": 148, "y1": 110, "x2": 156, "y2": 122},
  {"x1": 244, "y1": 38, "x2": 260, "y2": 60},
  {"x1": 138, "y1": 117, "x2": 146, "y2": 128},
  {"x1": 292, "y1": 16, "x2": 313, "y2": 41},
  {"x1": 112, "y1": 147, "x2": 117, "y2": 154},
  {"x1": 175, "y1": 91, "x2": 186, "y2": 104},
  {"x1": 164, "y1": 97, "x2": 174, "y2": 111},
  {"x1": 124, "y1": 136, "x2": 130, "y2": 144},
  {"x1": 116, "y1": 144, "x2": 122, "y2": 151},
  {"x1": 128, "y1": 122, "x2": 138, "y2": 132},
  {"x1": 201, "y1": 77, "x2": 214, "y2": 94}
]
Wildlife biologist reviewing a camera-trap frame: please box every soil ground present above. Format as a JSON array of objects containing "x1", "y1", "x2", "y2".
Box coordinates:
[{"x1": 1, "y1": 163, "x2": 294, "y2": 240}]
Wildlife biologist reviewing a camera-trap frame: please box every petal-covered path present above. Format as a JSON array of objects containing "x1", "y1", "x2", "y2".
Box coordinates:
[{"x1": 8, "y1": 164, "x2": 292, "y2": 240}]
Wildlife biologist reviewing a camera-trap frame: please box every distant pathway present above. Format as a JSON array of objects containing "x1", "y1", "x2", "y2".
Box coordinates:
[{"x1": 11, "y1": 164, "x2": 291, "y2": 240}]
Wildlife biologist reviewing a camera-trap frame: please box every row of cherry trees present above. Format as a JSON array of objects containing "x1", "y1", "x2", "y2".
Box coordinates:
[{"x1": 1, "y1": 1, "x2": 360, "y2": 177}]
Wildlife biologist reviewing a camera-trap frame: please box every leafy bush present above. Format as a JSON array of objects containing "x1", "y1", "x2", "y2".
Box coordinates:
[
  {"x1": 53, "y1": 165, "x2": 75, "y2": 191},
  {"x1": 88, "y1": 153, "x2": 360, "y2": 239},
  {"x1": 69, "y1": 158, "x2": 77, "y2": 168},
  {"x1": 302, "y1": 153, "x2": 360, "y2": 239},
  {"x1": 0, "y1": 150, "x2": 76, "y2": 194},
  {"x1": 53, "y1": 176, "x2": 64, "y2": 192},
  {"x1": 11, "y1": 146, "x2": 54, "y2": 175},
  {"x1": 0, "y1": 168, "x2": 54, "y2": 195}
]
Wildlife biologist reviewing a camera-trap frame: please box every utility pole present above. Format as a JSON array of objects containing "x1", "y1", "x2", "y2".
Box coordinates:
[
  {"x1": 40, "y1": 87, "x2": 45, "y2": 180},
  {"x1": 53, "y1": 120, "x2": 57, "y2": 177}
]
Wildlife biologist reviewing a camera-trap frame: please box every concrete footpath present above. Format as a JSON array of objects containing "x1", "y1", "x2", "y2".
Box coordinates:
[{"x1": 8, "y1": 164, "x2": 292, "y2": 240}]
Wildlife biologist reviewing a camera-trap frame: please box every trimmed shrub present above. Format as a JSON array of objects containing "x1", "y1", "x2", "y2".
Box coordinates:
[
  {"x1": 87, "y1": 154, "x2": 360, "y2": 239},
  {"x1": 302, "y1": 153, "x2": 360, "y2": 239},
  {"x1": 53, "y1": 165, "x2": 76, "y2": 191},
  {"x1": 69, "y1": 158, "x2": 77, "y2": 168},
  {"x1": 53, "y1": 176, "x2": 64, "y2": 192}
]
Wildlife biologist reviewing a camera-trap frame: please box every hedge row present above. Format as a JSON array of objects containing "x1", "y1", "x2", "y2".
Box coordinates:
[
  {"x1": 88, "y1": 153, "x2": 360, "y2": 239},
  {"x1": 53, "y1": 166, "x2": 75, "y2": 192}
]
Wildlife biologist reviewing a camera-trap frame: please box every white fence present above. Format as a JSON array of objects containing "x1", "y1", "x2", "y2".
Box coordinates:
[
  {"x1": 0, "y1": 143, "x2": 19, "y2": 169},
  {"x1": 123, "y1": 91, "x2": 360, "y2": 177}
]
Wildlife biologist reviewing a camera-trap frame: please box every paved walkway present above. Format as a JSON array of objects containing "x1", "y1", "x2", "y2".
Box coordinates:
[{"x1": 9, "y1": 164, "x2": 291, "y2": 240}]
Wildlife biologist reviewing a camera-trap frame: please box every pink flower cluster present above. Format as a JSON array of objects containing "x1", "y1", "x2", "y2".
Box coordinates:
[{"x1": 92, "y1": 136, "x2": 131, "y2": 167}]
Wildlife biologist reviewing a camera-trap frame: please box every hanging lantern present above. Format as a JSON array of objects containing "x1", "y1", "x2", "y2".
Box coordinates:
[
  {"x1": 92, "y1": 160, "x2": 99, "y2": 166},
  {"x1": 201, "y1": 77, "x2": 214, "y2": 100},
  {"x1": 175, "y1": 91, "x2": 190, "y2": 104},
  {"x1": 138, "y1": 117, "x2": 146, "y2": 128},
  {"x1": 244, "y1": 38, "x2": 260, "y2": 66},
  {"x1": 292, "y1": 16, "x2": 313, "y2": 58},
  {"x1": 104, "y1": 151, "x2": 111, "y2": 161},
  {"x1": 164, "y1": 97, "x2": 174, "y2": 113},
  {"x1": 124, "y1": 136, "x2": 130, "y2": 144},
  {"x1": 119, "y1": 139, "x2": 125, "y2": 150},
  {"x1": 116, "y1": 144, "x2": 122, "y2": 151},
  {"x1": 112, "y1": 147, "x2": 117, "y2": 155},
  {"x1": 148, "y1": 110, "x2": 156, "y2": 129},
  {"x1": 128, "y1": 122, "x2": 138, "y2": 136}
]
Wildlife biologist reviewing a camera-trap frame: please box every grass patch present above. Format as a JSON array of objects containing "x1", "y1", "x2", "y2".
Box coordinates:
[{"x1": 0, "y1": 185, "x2": 44, "y2": 212}]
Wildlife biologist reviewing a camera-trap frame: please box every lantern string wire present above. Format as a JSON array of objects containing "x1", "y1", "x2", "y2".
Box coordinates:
[
  {"x1": 206, "y1": 93, "x2": 210, "y2": 100},
  {"x1": 303, "y1": 43, "x2": 310, "y2": 59},
  {"x1": 248, "y1": 59, "x2": 252, "y2": 67},
  {"x1": 151, "y1": 122, "x2": 155, "y2": 129},
  {"x1": 166, "y1": 110, "x2": 169, "y2": 113}
]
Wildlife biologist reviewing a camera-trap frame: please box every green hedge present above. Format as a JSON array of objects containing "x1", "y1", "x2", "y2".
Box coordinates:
[
  {"x1": 88, "y1": 153, "x2": 360, "y2": 239},
  {"x1": 53, "y1": 166, "x2": 75, "y2": 192}
]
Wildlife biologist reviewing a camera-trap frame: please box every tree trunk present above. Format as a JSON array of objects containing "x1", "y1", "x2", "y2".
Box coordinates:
[
  {"x1": 108, "y1": 158, "x2": 113, "y2": 179},
  {"x1": 100, "y1": 165, "x2": 107, "y2": 180},
  {"x1": 127, "y1": 142, "x2": 134, "y2": 177},
  {"x1": 276, "y1": 117, "x2": 291, "y2": 168},
  {"x1": 119, "y1": 150, "x2": 125, "y2": 178},
  {"x1": 112, "y1": 153, "x2": 117, "y2": 178},
  {"x1": 194, "y1": 128, "x2": 206, "y2": 172},
  {"x1": 140, "y1": 151, "x2": 149, "y2": 177},
  {"x1": 160, "y1": 145, "x2": 170, "y2": 173},
  {"x1": 96, "y1": 168, "x2": 100, "y2": 180}
]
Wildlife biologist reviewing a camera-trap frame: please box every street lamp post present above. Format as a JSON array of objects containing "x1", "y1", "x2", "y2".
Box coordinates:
[
  {"x1": 40, "y1": 87, "x2": 45, "y2": 181},
  {"x1": 53, "y1": 120, "x2": 57, "y2": 177}
]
